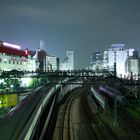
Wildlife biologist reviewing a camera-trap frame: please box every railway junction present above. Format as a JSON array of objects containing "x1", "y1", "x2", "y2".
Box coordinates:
[{"x1": 0, "y1": 70, "x2": 140, "y2": 140}]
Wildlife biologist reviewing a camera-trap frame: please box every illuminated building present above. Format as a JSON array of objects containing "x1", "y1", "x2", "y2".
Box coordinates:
[
  {"x1": 125, "y1": 51, "x2": 140, "y2": 79},
  {"x1": 46, "y1": 55, "x2": 59, "y2": 71},
  {"x1": 90, "y1": 51, "x2": 103, "y2": 71},
  {"x1": 126, "y1": 59, "x2": 139, "y2": 78},
  {"x1": 27, "y1": 51, "x2": 38, "y2": 72},
  {"x1": 66, "y1": 51, "x2": 74, "y2": 70},
  {"x1": 0, "y1": 41, "x2": 30, "y2": 71},
  {"x1": 60, "y1": 51, "x2": 74, "y2": 70},
  {"x1": 103, "y1": 44, "x2": 135, "y2": 77},
  {"x1": 90, "y1": 51, "x2": 102, "y2": 64}
]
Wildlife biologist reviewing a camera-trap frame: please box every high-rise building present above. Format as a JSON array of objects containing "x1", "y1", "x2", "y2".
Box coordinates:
[
  {"x1": 89, "y1": 51, "x2": 103, "y2": 71},
  {"x1": 104, "y1": 44, "x2": 135, "y2": 77},
  {"x1": 125, "y1": 51, "x2": 140, "y2": 78},
  {"x1": 46, "y1": 55, "x2": 58, "y2": 71},
  {"x1": 36, "y1": 48, "x2": 46, "y2": 72},
  {"x1": 60, "y1": 51, "x2": 74, "y2": 70},
  {"x1": 133, "y1": 50, "x2": 139, "y2": 59},
  {"x1": 66, "y1": 51, "x2": 74, "y2": 70},
  {"x1": 27, "y1": 50, "x2": 38, "y2": 72},
  {"x1": 90, "y1": 51, "x2": 102, "y2": 64}
]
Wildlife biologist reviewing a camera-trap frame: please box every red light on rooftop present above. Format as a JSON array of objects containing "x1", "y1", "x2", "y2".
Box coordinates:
[{"x1": 25, "y1": 48, "x2": 28, "y2": 55}]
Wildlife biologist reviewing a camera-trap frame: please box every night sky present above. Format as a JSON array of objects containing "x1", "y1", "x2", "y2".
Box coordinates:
[{"x1": 0, "y1": 0, "x2": 140, "y2": 68}]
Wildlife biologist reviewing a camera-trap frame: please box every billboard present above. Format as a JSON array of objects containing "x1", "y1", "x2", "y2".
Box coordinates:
[{"x1": 0, "y1": 94, "x2": 18, "y2": 108}]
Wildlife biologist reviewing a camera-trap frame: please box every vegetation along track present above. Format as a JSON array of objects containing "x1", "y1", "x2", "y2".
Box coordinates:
[{"x1": 118, "y1": 108, "x2": 140, "y2": 135}]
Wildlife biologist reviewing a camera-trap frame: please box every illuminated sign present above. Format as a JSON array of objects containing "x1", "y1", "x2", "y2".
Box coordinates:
[
  {"x1": 0, "y1": 94, "x2": 18, "y2": 107},
  {"x1": 11, "y1": 57, "x2": 28, "y2": 62},
  {"x1": 25, "y1": 49, "x2": 28, "y2": 55},
  {"x1": 111, "y1": 44, "x2": 125, "y2": 49},
  {"x1": 3, "y1": 42, "x2": 21, "y2": 50}
]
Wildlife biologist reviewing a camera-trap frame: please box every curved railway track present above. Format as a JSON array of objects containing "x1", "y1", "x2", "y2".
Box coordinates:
[
  {"x1": 52, "y1": 87, "x2": 118, "y2": 140},
  {"x1": 80, "y1": 90, "x2": 106, "y2": 140},
  {"x1": 59, "y1": 91, "x2": 79, "y2": 140}
]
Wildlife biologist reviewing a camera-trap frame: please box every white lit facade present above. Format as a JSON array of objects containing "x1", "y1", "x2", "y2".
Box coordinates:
[
  {"x1": 129, "y1": 59, "x2": 139, "y2": 76},
  {"x1": 60, "y1": 51, "x2": 74, "y2": 71},
  {"x1": 0, "y1": 54, "x2": 28, "y2": 71},
  {"x1": 27, "y1": 54, "x2": 38, "y2": 72},
  {"x1": 108, "y1": 50, "x2": 128, "y2": 76},
  {"x1": 90, "y1": 51, "x2": 103, "y2": 71},
  {"x1": 46, "y1": 55, "x2": 58, "y2": 71},
  {"x1": 125, "y1": 57, "x2": 140, "y2": 78},
  {"x1": 0, "y1": 41, "x2": 37, "y2": 72},
  {"x1": 103, "y1": 44, "x2": 135, "y2": 77}
]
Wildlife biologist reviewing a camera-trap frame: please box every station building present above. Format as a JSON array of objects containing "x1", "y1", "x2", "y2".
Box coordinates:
[{"x1": 0, "y1": 41, "x2": 37, "y2": 72}]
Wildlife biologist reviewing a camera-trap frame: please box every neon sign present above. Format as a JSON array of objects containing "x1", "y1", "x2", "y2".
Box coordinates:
[{"x1": 3, "y1": 42, "x2": 21, "y2": 49}]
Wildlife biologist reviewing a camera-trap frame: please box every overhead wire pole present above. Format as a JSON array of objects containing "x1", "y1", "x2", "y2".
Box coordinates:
[
  {"x1": 114, "y1": 51, "x2": 117, "y2": 77},
  {"x1": 113, "y1": 51, "x2": 117, "y2": 127}
]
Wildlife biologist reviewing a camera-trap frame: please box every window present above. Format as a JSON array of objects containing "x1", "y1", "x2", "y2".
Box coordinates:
[{"x1": 9, "y1": 60, "x2": 11, "y2": 64}]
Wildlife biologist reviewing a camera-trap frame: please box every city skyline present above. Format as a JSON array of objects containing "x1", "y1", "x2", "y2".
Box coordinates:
[{"x1": 0, "y1": 0, "x2": 140, "y2": 68}]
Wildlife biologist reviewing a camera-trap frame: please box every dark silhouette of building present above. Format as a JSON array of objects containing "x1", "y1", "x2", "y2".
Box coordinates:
[
  {"x1": 90, "y1": 51, "x2": 102, "y2": 64},
  {"x1": 37, "y1": 48, "x2": 46, "y2": 72}
]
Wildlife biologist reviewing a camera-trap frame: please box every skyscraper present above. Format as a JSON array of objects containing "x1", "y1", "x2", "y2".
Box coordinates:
[
  {"x1": 90, "y1": 51, "x2": 102, "y2": 65},
  {"x1": 60, "y1": 51, "x2": 74, "y2": 70},
  {"x1": 104, "y1": 44, "x2": 134, "y2": 77},
  {"x1": 66, "y1": 51, "x2": 74, "y2": 70}
]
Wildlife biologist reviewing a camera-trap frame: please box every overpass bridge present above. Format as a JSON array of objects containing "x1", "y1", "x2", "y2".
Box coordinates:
[
  {"x1": 0, "y1": 69, "x2": 113, "y2": 78},
  {"x1": 1, "y1": 69, "x2": 139, "y2": 86}
]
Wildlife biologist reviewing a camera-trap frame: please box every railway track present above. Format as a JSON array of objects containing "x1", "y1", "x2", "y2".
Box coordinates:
[
  {"x1": 80, "y1": 89, "x2": 106, "y2": 140},
  {"x1": 52, "y1": 87, "x2": 118, "y2": 140},
  {"x1": 58, "y1": 90, "x2": 79, "y2": 140}
]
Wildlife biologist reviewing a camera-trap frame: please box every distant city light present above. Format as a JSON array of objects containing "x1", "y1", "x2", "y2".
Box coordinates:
[
  {"x1": 10, "y1": 85, "x2": 14, "y2": 88},
  {"x1": 0, "y1": 79, "x2": 4, "y2": 84},
  {"x1": 21, "y1": 78, "x2": 32, "y2": 87},
  {"x1": 3, "y1": 42, "x2": 21, "y2": 49}
]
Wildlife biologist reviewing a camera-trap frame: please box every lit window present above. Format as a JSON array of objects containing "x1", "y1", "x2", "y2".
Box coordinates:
[{"x1": 4, "y1": 58, "x2": 7, "y2": 63}]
